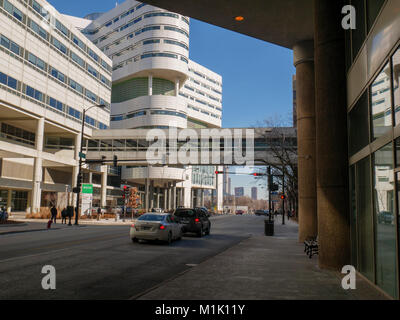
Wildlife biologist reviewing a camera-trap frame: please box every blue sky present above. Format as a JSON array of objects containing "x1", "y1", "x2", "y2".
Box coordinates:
[{"x1": 48, "y1": 0, "x2": 295, "y2": 198}]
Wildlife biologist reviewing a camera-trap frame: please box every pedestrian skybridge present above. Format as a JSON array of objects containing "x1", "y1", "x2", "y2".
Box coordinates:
[{"x1": 84, "y1": 127, "x2": 297, "y2": 166}]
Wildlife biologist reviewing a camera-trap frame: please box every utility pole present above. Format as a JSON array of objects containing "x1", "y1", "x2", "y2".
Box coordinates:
[{"x1": 267, "y1": 166, "x2": 272, "y2": 222}]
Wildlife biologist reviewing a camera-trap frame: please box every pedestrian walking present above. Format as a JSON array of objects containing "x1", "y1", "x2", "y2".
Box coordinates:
[
  {"x1": 287, "y1": 210, "x2": 291, "y2": 221},
  {"x1": 0, "y1": 206, "x2": 8, "y2": 222},
  {"x1": 97, "y1": 207, "x2": 101, "y2": 221},
  {"x1": 61, "y1": 207, "x2": 67, "y2": 224},
  {"x1": 51, "y1": 205, "x2": 57, "y2": 224}
]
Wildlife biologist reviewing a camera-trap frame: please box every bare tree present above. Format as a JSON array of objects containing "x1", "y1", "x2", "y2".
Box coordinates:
[{"x1": 253, "y1": 115, "x2": 298, "y2": 216}]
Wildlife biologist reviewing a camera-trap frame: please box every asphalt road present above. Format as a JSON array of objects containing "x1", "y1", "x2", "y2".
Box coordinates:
[{"x1": 0, "y1": 215, "x2": 265, "y2": 299}]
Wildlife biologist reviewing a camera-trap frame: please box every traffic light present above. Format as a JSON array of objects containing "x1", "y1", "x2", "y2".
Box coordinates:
[
  {"x1": 215, "y1": 171, "x2": 223, "y2": 174},
  {"x1": 271, "y1": 184, "x2": 279, "y2": 191},
  {"x1": 77, "y1": 173, "x2": 83, "y2": 187},
  {"x1": 281, "y1": 195, "x2": 286, "y2": 200},
  {"x1": 113, "y1": 155, "x2": 118, "y2": 167},
  {"x1": 252, "y1": 173, "x2": 266, "y2": 176}
]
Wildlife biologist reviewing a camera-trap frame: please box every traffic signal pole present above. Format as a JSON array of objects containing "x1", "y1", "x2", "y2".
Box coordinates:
[{"x1": 267, "y1": 167, "x2": 272, "y2": 222}]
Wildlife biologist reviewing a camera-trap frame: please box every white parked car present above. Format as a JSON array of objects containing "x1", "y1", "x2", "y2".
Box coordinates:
[{"x1": 130, "y1": 213, "x2": 183, "y2": 245}]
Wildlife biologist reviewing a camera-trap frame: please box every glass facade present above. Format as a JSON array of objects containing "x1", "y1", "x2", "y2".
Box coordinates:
[
  {"x1": 349, "y1": 45, "x2": 400, "y2": 298},
  {"x1": 373, "y1": 143, "x2": 398, "y2": 297}
]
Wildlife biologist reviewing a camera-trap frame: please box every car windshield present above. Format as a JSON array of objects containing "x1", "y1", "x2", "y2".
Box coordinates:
[
  {"x1": 138, "y1": 214, "x2": 165, "y2": 221},
  {"x1": 174, "y1": 210, "x2": 195, "y2": 217}
]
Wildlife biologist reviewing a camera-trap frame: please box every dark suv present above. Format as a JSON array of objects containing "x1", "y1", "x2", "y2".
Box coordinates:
[{"x1": 173, "y1": 208, "x2": 211, "y2": 237}]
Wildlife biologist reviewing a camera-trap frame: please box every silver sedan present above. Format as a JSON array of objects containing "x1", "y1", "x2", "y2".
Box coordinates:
[{"x1": 130, "y1": 213, "x2": 183, "y2": 244}]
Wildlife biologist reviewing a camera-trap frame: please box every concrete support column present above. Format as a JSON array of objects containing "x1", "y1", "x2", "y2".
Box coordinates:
[
  {"x1": 149, "y1": 181, "x2": 154, "y2": 209},
  {"x1": 293, "y1": 40, "x2": 317, "y2": 243},
  {"x1": 163, "y1": 187, "x2": 167, "y2": 210},
  {"x1": 168, "y1": 184, "x2": 172, "y2": 210},
  {"x1": 31, "y1": 117, "x2": 44, "y2": 213},
  {"x1": 145, "y1": 178, "x2": 150, "y2": 211},
  {"x1": 71, "y1": 133, "x2": 81, "y2": 206},
  {"x1": 7, "y1": 189, "x2": 12, "y2": 213},
  {"x1": 314, "y1": 0, "x2": 350, "y2": 270},
  {"x1": 196, "y1": 189, "x2": 201, "y2": 207},
  {"x1": 148, "y1": 74, "x2": 153, "y2": 96},
  {"x1": 201, "y1": 189, "x2": 204, "y2": 207},
  {"x1": 180, "y1": 188, "x2": 184, "y2": 207},
  {"x1": 100, "y1": 166, "x2": 107, "y2": 208},
  {"x1": 175, "y1": 79, "x2": 180, "y2": 97},
  {"x1": 156, "y1": 187, "x2": 160, "y2": 208},
  {"x1": 172, "y1": 183, "x2": 177, "y2": 210}
]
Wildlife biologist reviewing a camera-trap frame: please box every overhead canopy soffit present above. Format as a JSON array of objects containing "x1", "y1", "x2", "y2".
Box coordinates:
[{"x1": 142, "y1": 0, "x2": 314, "y2": 49}]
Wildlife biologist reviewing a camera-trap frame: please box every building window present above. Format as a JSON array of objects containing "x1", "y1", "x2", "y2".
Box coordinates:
[
  {"x1": 1, "y1": 34, "x2": 20, "y2": 55},
  {"x1": 393, "y1": 47, "x2": 400, "y2": 126},
  {"x1": 3, "y1": 0, "x2": 23, "y2": 21},
  {"x1": 29, "y1": 19, "x2": 48, "y2": 40},
  {"x1": 349, "y1": 91, "x2": 369, "y2": 156},
  {"x1": 85, "y1": 89, "x2": 98, "y2": 102},
  {"x1": 1, "y1": 123, "x2": 35, "y2": 146},
  {"x1": 68, "y1": 106, "x2": 81, "y2": 120},
  {"x1": 70, "y1": 52, "x2": 85, "y2": 68},
  {"x1": 51, "y1": 37, "x2": 68, "y2": 55},
  {"x1": 48, "y1": 97, "x2": 64, "y2": 111},
  {"x1": 88, "y1": 48, "x2": 99, "y2": 62},
  {"x1": 371, "y1": 63, "x2": 392, "y2": 140},
  {"x1": 69, "y1": 79, "x2": 83, "y2": 94},
  {"x1": 50, "y1": 67, "x2": 65, "y2": 83},
  {"x1": 372, "y1": 143, "x2": 398, "y2": 298},
  {"x1": 56, "y1": 19, "x2": 69, "y2": 37},
  {"x1": 25, "y1": 85, "x2": 44, "y2": 102}
]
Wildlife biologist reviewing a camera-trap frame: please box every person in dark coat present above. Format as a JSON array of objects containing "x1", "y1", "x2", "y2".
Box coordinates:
[
  {"x1": 61, "y1": 208, "x2": 67, "y2": 224},
  {"x1": 50, "y1": 205, "x2": 57, "y2": 224},
  {"x1": 97, "y1": 207, "x2": 102, "y2": 221}
]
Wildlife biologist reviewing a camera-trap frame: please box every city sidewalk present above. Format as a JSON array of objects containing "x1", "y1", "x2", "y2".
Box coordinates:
[
  {"x1": 136, "y1": 219, "x2": 389, "y2": 300},
  {"x1": 1, "y1": 215, "x2": 134, "y2": 235}
]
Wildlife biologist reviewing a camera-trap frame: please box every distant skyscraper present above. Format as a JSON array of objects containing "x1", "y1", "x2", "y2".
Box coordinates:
[
  {"x1": 228, "y1": 178, "x2": 232, "y2": 196},
  {"x1": 235, "y1": 187, "x2": 244, "y2": 197},
  {"x1": 251, "y1": 187, "x2": 258, "y2": 200}
]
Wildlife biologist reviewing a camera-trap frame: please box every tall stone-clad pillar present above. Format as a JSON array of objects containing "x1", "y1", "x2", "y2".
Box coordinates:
[
  {"x1": 145, "y1": 178, "x2": 150, "y2": 211},
  {"x1": 156, "y1": 187, "x2": 161, "y2": 208},
  {"x1": 31, "y1": 117, "x2": 44, "y2": 213},
  {"x1": 293, "y1": 40, "x2": 317, "y2": 243},
  {"x1": 168, "y1": 183, "x2": 172, "y2": 210},
  {"x1": 313, "y1": 0, "x2": 350, "y2": 270},
  {"x1": 163, "y1": 186, "x2": 167, "y2": 210},
  {"x1": 172, "y1": 183, "x2": 177, "y2": 210},
  {"x1": 149, "y1": 181, "x2": 154, "y2": 209},
  {"x1": 100, "y1": 166, "x2": 107, "y2": 208}
]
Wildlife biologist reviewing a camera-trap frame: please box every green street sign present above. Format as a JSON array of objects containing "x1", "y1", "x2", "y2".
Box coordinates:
[
  {"x1": 82, "y1": 184, "x2": 93, "y2": 194},
  {"x1": 79, "y1": 152, "x2": 86, "y2": 159}
]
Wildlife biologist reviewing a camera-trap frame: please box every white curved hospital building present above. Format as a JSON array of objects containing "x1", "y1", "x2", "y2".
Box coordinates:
[{"x1": 67, "y1": 0, "x2": 224, "y2": 210}]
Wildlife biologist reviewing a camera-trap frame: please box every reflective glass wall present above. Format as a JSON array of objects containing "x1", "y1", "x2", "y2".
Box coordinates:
[{"x1": 348, "y1": 46, "x2": 400, "y2": 299}]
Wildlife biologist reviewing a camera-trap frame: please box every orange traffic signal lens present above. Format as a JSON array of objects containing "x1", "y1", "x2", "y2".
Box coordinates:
[{"x1": 235, "y1": 16, "x2": 244, "y2": 21}]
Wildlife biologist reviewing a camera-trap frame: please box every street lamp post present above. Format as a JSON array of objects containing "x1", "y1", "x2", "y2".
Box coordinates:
[{"x1": 74, "y1": 104, "x2": 106, "y2": 225}]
